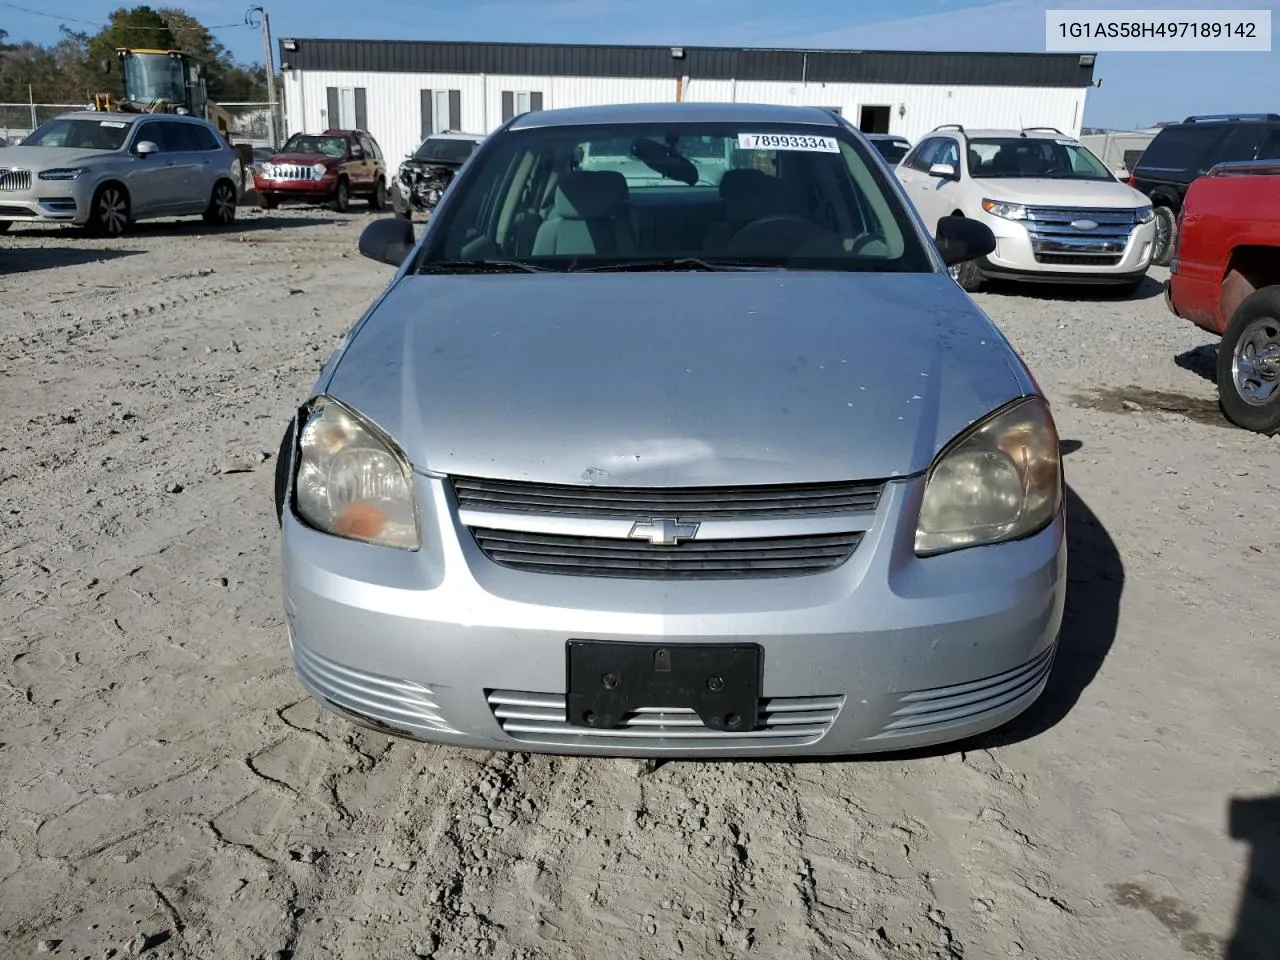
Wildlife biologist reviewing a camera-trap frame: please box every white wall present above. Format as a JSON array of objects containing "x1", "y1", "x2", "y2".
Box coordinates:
[{"x1": 282, "y1": 69, "x2": 1089, "y2": 164}]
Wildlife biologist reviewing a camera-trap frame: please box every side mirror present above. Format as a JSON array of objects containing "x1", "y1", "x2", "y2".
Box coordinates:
[
  {"x1": 928, "y1": 162, "x2": 957, "y2": 179},
  {"x1": 935, "y1": 215, "x2": 996, "y2": 267},
  {"x1": 359, "y1": 217, "x2": 415, "y2": 267},
  {"x1": 135, "y1": 141, "x2": 159, "y2": 158}
]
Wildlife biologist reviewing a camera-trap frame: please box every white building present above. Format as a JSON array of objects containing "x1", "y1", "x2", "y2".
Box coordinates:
[{"x1": 277, "y1": 39, "x2": 1097, "y2": 164}]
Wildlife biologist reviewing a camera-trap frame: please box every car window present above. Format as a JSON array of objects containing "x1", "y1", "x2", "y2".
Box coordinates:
[
  {"x1": 871, "y1": 140, "x2": 910, "y2": 165},
  {"x1": 358, "y1": 134, "x2": 378, "y2": 160},
  {"x1": 1258, "y1": 128, "x2": 1280, "y2": 161},
  {"x1": 191, "y1": 124, "x2": 223, "y2": 151},
  {"x1": 281, "y1": 134, "x2": 347, "y2": 157},
  {"x1": 21, "y1": 117, "x2": 134, "y2": 150},
  {"x1": 1137, "y1": 125, "x2": 1226, "y2": 173},
  {"x1": 420, "y1": 120, "x2": 932, "y2": 274},
  {"x1": 905, "y1": 137, "x2": 940, "y2": 172},
  {"x1": 413, "y1": 137, "x2": 480, "y2": 163},
  {"x1": 159, "y1": 121, "x2": 200, "y2": 152},
  {"x1": 1214, "y1": 126, "x2": 1265, "y2": 166},
  {"x1": 932, "y1": 139, "x2": 960, "y2": 171},
  {"x1": 966, "y1": 137, "x2": 1112, "y2": 180},
  {"x1": 133, "y1": 122, "x2": 168, "y2": 151}
]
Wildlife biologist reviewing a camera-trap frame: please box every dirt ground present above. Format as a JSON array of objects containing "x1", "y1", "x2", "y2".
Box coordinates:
[{"x1": 1, "y1": 208, "x2": 1276, "y2": 960}]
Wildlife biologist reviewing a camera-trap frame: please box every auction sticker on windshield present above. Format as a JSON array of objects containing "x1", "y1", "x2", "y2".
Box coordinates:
[
  {"x1": 100, "y1": 121, "x2": 127, "y2": 128},
  {"x1": 738, "y1": 133, "x2": 840, "y2": 152}
]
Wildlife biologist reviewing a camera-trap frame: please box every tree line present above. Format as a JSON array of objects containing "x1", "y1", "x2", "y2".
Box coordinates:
[{"x1": 0, "y1": 5, "x2": 269, "y2": 105}]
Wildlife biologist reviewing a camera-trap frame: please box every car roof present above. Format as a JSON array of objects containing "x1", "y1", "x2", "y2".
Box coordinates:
[
  {"x1": 932, "y1": 127, "x2": 1077, "y2": 141},
  {"x1": 423, "y1": 131, "x2": 485, "y2": 140},
  {"x1": 865, "y1": 133, "x2": 909, "y2": 141},
  {"x1": 58, "y1": 111, "x2": 203, "y2": 124},
  {"x1": 507, "y1": 101, "x2": 844, "y2": 130}
]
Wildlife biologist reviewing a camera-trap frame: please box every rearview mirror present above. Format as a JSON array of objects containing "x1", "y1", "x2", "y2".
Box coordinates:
[
  {"x1": 135, "y1": 141, "x2": 159, "y2": 157},
  {"x1": 928, "y1": 162, "x2": 957, "y2": 179},
  {"x1": 359, "y1": 217, "x2": 415, "y2": 267},
  {"x1": 935, "y1": 215, "x2": 996, "y2": 267}
]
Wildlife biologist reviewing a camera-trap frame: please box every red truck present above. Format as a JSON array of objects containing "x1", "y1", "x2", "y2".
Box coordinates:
[{"x1": 1164, "y1": 159, "x2": 1280, "y2": 433}]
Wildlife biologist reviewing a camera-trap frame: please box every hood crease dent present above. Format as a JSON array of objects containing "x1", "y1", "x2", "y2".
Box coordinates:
[{"x1": 325, "y1": 271, "x2": 1031, "y2": 487}]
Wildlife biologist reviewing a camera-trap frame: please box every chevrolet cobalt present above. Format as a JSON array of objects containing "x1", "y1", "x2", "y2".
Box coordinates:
[{"x1": 275, "y1": 103, "x2": 1066, "y2": 758}]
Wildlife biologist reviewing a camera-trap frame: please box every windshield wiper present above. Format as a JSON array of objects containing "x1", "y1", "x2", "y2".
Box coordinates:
[
  {"x1": 570, "y1": 257, "x2": 779, "y2": 273},
  {"x1": 415, "y1": 259, "x2": 559, "y2": 275}
]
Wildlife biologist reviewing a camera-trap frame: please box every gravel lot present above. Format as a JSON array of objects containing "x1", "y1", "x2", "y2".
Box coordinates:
[{"x1": 1, "y1": 208, "x2": 1276, "y2": 960}]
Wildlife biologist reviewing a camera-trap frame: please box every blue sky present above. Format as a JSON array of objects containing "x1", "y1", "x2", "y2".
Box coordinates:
[{"x1": 3, "y1": 0, "x2": 1276, "y2": 128}]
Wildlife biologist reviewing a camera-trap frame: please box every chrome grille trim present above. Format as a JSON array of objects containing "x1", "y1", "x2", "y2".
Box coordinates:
[
  {"x1": 0, "y1": 169, "x2": 32, "y2": 191},
  {"x1": 471, "y1": 528, "x2": 863, "y2": 579},
  {"x1": 488, "y1": 690, "x2": 844, "y2": 748},
  {"x1": 1023, "y1": 205, "x2": 1137, "y2": 263},
  {"x1": 452, "y1": 476, "x2": 883, "y2": 519},
  {"x1": 264, "y1": 164, "x2": 319, "y2": 181}
]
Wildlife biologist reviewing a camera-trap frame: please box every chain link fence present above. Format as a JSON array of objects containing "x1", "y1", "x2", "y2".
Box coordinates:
[{"x1": 0, "y1": 103, "x2": 90, "y2": 145}]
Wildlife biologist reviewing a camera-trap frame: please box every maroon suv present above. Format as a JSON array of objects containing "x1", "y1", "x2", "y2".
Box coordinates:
[{"x1": 253, "y1": 128, "x2": 388, "y2": 212}]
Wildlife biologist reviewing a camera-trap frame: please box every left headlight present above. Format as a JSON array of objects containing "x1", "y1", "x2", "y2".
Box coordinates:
[
  {"x1": 39, "y1": 168, "x2": 87, "y2": 181},
  {"x1": 292, "y1": 396, "x2": 420, "y2": 550},
  {"x1": 1134, "y1": 205, "x2": 1154, "y2": 223},
  {"x1": 981, "y1": 198, "x2": 1027, "y2": 221},
  {"x1": 312, "y1": 162, "x2": 328, "y2": 179},
  {"x1": 915, "y1": 396, "x2": 1061, "y2": 556}
]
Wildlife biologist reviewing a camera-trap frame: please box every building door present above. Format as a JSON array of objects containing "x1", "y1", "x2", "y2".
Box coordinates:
[{"x1": 859, "y1": 105, "x2": 891, "y2": 134}]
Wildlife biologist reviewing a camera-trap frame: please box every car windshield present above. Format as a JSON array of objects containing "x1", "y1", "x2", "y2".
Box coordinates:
[
  {"x1": 420, "y1": 120, "x2": 931, "y2": 273},
  {"x1": 968, "y1": 137, "x2": 1114, "y2": 180},
  {"x1": 281, "y1": 135, "x2": 347, "y2": 157},
  {"x1": 122, "y1": 53, "x2": 186, "y2": 105},
  {"x1": 871, "y1": 140, "x2": 910, "y2": 165},
  {"x1": 21, "y1": 117, "x2": 133, "y2": 150},
  {"x1": 414, "y1": 137, "x2": 479, "y2": 162}
]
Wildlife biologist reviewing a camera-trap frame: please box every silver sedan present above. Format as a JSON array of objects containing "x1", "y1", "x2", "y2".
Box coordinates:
[
  {"x1": 275, "y1": 102, "x2": 1067, "y2": 758},
  {"x1": 0, "y1": 111, "x2": 239, "y2": 236}
]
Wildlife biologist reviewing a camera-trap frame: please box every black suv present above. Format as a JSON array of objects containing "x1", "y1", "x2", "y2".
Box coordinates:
[{"x1": 1129, "y1": 113, "x2": 1280, "y2": 265}]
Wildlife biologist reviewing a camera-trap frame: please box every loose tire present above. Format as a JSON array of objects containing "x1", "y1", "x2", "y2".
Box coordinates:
[
  {"x1": 330, "y1": 177, "x2": 351, "y2": 213},
  {"x1": 369, "y1": 178, "x2": 387, "y2": 210},
  {"x1": 203, "y1": 180, "x2": 237, "y2": 227},
  {"x1": 87, "y1": 183, "x2": 130, "y2": 237},
  {"x1": 1216, "y1": 286, "x2": 1280, "y2": 434},
  {"x1": 1151, "y1": 205, "x2": 1177, "y2": 267},
  {"x1": 274, "y1": 419, "x2": 296, "y2": 527}
]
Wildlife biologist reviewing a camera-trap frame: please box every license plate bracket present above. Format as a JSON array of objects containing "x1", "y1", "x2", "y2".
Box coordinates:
[{"x1": 566, "y1": 640, "x2": 762, "y2": 732}]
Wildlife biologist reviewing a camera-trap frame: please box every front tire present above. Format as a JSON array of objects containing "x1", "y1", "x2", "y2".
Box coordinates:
[
  {"x1": 330, "y1": 177, "x2": 351, "y2": 213},
  {"x1": 258, "y1": 193, "x2": 278, "y2": 210},
  {"x1": 1151, "y1": 206, "x2": 1176, "y2": 267},
  {"x1": 369, "y1": 178, "x2": 387, "y2": 210},
  {"x1": 1217, "y1": 286, "x2": 1280, "y2": 434},
  {"x1": 203, "y1": 180, "x2": 237, "y2": 227},
  {"x1": 274, "y1": 419, "x2": 296, "y2": 527},
  {"x1": 86, "y1": 184, "x2": 130, "y2": 237},
  {"x1": 949, "y1": 258, "x2": 984, "y2": 292}
]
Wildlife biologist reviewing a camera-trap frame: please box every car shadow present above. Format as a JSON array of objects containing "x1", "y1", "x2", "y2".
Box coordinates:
[
  {"x1": 981, "y1": 274, "x2": 1164, "y2": 302},
  {"x1": 1226, "y1": 792, "x2": 1280, "y2": 960},
  {"x1": 5, "y1": 214, "x2": 346, "y2": 241},
  {"x1": 0, "y1": 245, "x2": 143, "y2": 275},
  {"x1": 1175, "y1": 344, "x2": 1218, "y2": 384}
]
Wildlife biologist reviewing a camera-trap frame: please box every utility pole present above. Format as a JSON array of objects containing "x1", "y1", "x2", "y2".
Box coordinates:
[{"x1": 247, "y1": 6, "x2": 279, "y2": 148}]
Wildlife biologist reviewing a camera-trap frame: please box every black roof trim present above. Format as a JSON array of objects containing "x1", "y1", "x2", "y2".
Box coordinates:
[{"x1": 277, "y1": 39, "x2": 1097, "y2": 88}]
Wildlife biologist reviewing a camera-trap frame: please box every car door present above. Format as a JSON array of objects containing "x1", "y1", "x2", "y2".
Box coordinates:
[
  {"x1": 346, "y1": 136, "x2": 371, "y2": 191},
  {"x1": 157, "y1": 121, "x2": 209, "y2": 213},
  {"x1": 896, "y1": 137, "x2": 942, "y2": 221},
  {"x1": 125, "y1": 120, "x2": 183, "y2": 215},
  {"x1": 918, "y1": 137, "x2": 963, "y2": 226},
  {"x1": 358, "y1": 134, "x2": 380, "y2": 187}
]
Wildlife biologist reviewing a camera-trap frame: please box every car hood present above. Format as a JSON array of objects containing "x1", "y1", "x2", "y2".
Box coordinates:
[
  {"x1": 0, "y1": 145, "x2": 118, "y2": 168},
  {"x1": 268, "y1": 152, "x2": 338, "y2": 165},
  {"x1": 323, "y1": 271, "x2": 1031, "y2": 486},
  {"x1": 974, "y1": 176, "x2": 1148, "y2": 207}
]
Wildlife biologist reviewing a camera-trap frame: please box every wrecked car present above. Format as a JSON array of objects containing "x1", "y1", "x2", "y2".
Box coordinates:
[{"x1": 391, "y1": 131, "x2": 485, "y2": 220}]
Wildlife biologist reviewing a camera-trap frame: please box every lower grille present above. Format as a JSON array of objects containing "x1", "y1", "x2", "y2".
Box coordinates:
[
  {"x1": 291, "y1": 640, "x2": 459, "y2": 737},
  {"x1": 488, "y1": 690, "x2": 843, "y2": 749},
  {"x1": 873, "y1": 644, "x2": 1055, "y2": 739},
  {"x1": 0, "y1": 205, "x2": 30, "y2": 217},
  {"x1": 1035, "y1": 253, "x2": 1122, "y2": 266},
  {"x1": 471, "y1": 528, "x2": 863, "y2": 579},
  {"x1": 0, "y1": 169, "x2": 32, "y2": 191}
]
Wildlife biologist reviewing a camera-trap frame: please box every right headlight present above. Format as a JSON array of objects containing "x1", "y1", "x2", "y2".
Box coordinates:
[
  {"x1": 981, "y1": 199, "x2": 1027, "y2": 221},
  {"x1": 312, "y1": 162, "x2": 328, "y2": 179},
  {"x1": 292, "y1": 396, "x2": 420, "y2": 550},
  {"x1": 915, "y1": 396, "x2": 1061, "y2": 556}
]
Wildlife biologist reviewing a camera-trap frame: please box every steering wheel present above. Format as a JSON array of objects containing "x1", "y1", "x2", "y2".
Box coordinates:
[
  {"x1": 846, "y1": 232, "x2": 887, "y2": 256},
  {"x1": 724, "y1": 215, "x2": 831, "y2": 259}
]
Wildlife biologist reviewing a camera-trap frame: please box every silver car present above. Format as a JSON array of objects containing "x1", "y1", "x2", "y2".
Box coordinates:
[
  {"x1": 0, "y1": 111, "x2": 238, "y2": 236},
  {"x1": 276, "y1": 102, "x2": 1067, "y2": 758}
]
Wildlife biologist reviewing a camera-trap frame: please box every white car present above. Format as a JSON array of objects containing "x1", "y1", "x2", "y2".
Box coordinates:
[
  {"x1": 0, "y1": 111, "x2": 239, "y2": 236},
  {"x1": 895, "y1": 125, "x2": 1156, "y2": 293}
]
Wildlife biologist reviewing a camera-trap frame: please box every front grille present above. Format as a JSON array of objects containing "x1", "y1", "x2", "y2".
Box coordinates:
[
  {"x1": 872, "y1": 644, "x2": 1055, "y2": 740},
  {"x1": 488, "y1": 689, "x2": 844, "y2": 749},
  {"x1": 0, "y1": 169, "x2": 32, "y2": 191},
  {"x1": 452, "y1": 476, "x2": 883, "y2": 519},
  {"x1": 471, "y1": 528, "x2": 863, "y2": 579},
  {"x1": 264, "y1": 164, "x2": 318, "y2": 181},
  {"x1": 1024, "y1": 205, "x2": 1136, "y2": 264}
]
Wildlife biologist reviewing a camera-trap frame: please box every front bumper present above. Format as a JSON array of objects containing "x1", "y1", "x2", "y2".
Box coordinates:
[
  {"x1": 0, "y1": 191, "x2": 88, "y2": 225},
  {"x1": 973, "y1": 209, "x2": 1155, "y2": 284},
  {"x1": 253, "y1": 177, "x2": 338, "y2": 201},
  {"x1": 281, "y1": 471, "x2": 1067, "y2": 758}
]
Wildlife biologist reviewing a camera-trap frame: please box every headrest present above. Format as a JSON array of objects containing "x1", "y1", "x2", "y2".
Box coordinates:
[
  {"x1": 718, "y1": 168, "x2": 795, "y2": 221},
  {"x1": 553, "y1": 170, "x2": 629, "y2": 220}
]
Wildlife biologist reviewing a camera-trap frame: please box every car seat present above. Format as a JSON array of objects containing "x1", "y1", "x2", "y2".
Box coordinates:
[
  {"x1": 531, "y1": 170, "x2": 637, "y2": 256},
  {"x1": 703, "y1": 169, "x2": 804, "y2": 252}
]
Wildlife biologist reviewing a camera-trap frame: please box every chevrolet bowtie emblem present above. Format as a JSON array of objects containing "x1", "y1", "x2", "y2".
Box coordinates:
[{"x1": 628, "y1": 518, "x2": 700, "y2": 546}]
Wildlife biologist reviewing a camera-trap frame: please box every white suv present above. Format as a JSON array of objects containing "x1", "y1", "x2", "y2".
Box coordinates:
[{"x1": 895, "y1": 125, "x2": 1156, "y2": 292}]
